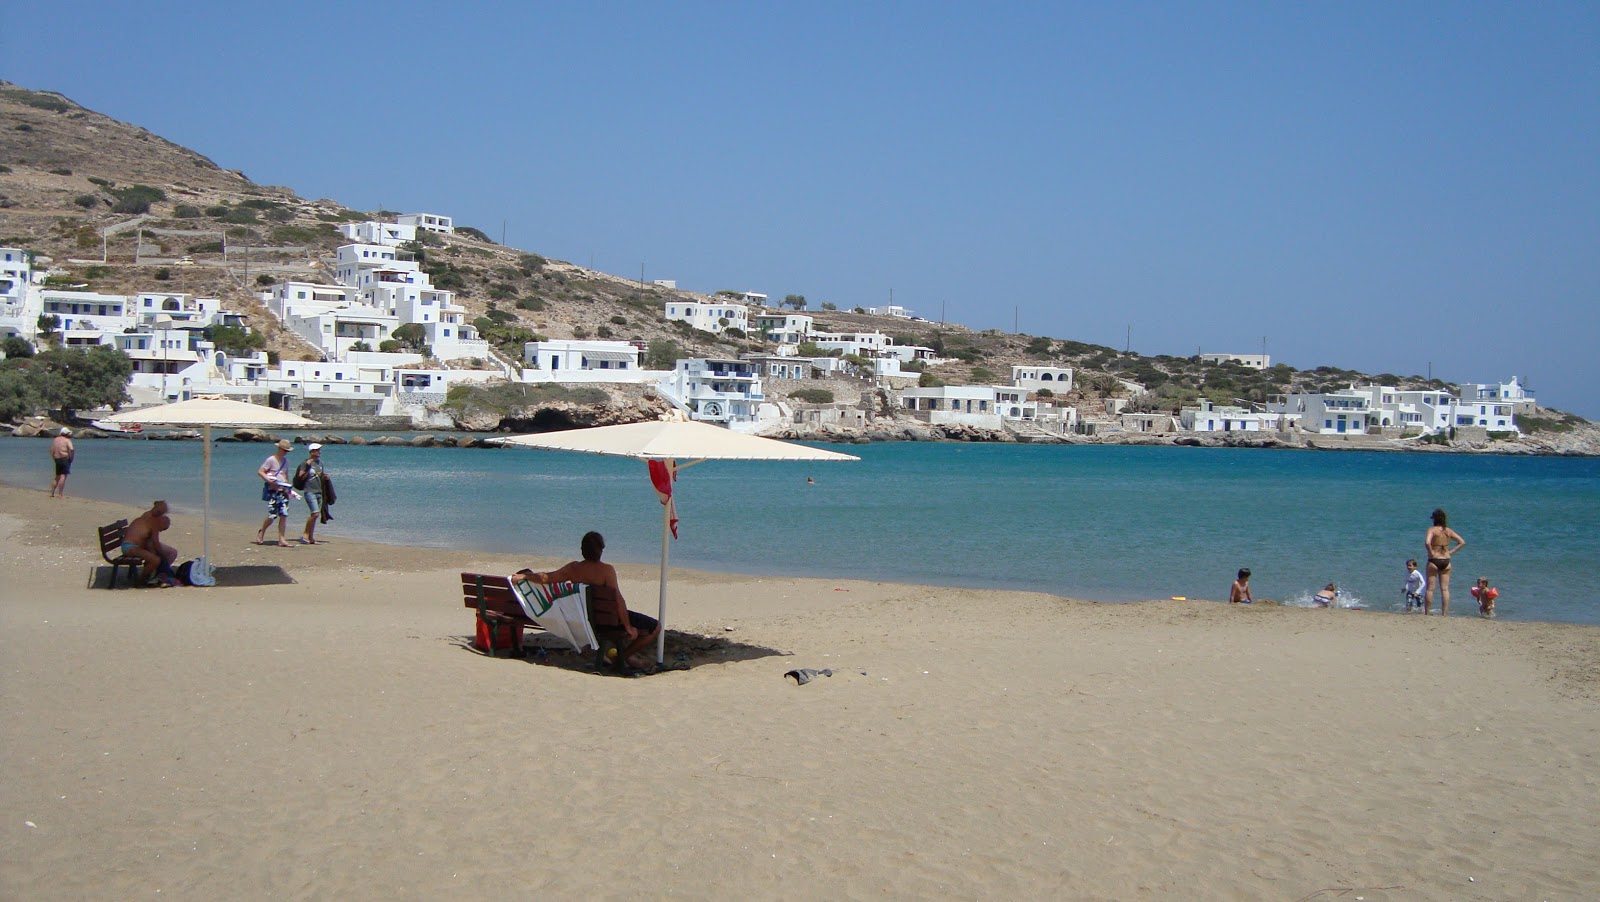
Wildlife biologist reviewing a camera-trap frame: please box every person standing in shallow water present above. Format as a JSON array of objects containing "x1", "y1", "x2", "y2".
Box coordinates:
[
  {"x1": 1424, "y1": 508, "x2": 1466, "y2": 616},
  {"x1": 48, "y1": 427, "x2": 75, "y2": 497}
]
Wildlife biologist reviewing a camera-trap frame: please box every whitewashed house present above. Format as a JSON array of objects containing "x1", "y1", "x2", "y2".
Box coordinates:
[
  {"x1": 1459, "y1": 377, "x2": 1535, "y2": 415},
  {"x1": 994, "y1": 386, "x2": 1077, "y2": 431},
  {"x1": 1011, "y1": 365, "x2": 1075, "y2": 393},
  {"x1": 338, "y1": 220, "x2": 417, "y2": 247},
  {"x1": 133, "y1": 292, "x2": 217, "y2": 329},
  {"x1": 1199, "y1": 353, "x2": 1271, "y2": 369},
  {"x1": 397, "y1": 213, "x2": 453, "y2": 234},
  {"x1": 1270, "y1": 388, "x2": 1375, "y2": 434},
  {"x1": 657, "y1": 358, "x2": 765, "y2": 426},
  {"x1": 115, "y1": 328, "x2": 214, "y2": 401},
  {"x1": 515, "y1": 340, "x2": 667, "y2": 386},
  {"x1": 901, "y1": 385, "x2": 1002, "y2": 428},
  {"x1": 865, "y1": 304, "x2": 915, "y2": 319},
  {"x1": 1180, "y1": 400, "x2": 1272, "y2": 432},
  {"x1": 752, "y1": 313, "x2": 814, "y2": 346},
  {"x1": 663, "y1": 299, "x2": 749, "y2": 335},
  {"x1": 0, "y1": 246, "x2": 38, "y2": 341},
  {"x1": 39, "y1": 289, "x2": 135, "y2": 334}
]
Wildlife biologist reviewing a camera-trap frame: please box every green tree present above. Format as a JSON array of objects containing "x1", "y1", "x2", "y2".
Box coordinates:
[
  {"x1": 784, "y1": 294, "x2": 807, "y2": 310},
  {"x1": 391, "y1": 323, "x2": 428, "y2": 350},
  {"x1": 206, "y1": 324, "x2": 266, "y2": 355},
  {"x1": 820, "y1": 302, "x2": 837, "y2": 311},
  {"x1": 2, "y1": 336, "x2": 35, "y2": 359},
  {"x1": 28, "y1": 345, "x2": 133, "y2": 419},
  {"x1": 36, "y1": 314, "x2": 60, "y2": 345},
  {"x1": 0, "y1": 367, "x2": 40, "y2": 421},
  {"x1": 645, "y1": 338, "x2": 682, "y2": 369}
]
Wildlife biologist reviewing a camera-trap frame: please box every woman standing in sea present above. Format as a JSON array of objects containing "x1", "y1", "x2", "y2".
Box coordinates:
[{"x1": 1424, "y1": 508, "x2": 1466, "y2": 615}]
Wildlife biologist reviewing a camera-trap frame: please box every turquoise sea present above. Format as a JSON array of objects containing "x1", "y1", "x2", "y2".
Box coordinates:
[{"x1": 3, "y1": 435, "x2": 1597, "y2": 625}]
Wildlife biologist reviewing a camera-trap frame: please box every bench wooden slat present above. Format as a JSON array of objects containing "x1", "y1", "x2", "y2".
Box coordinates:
[{"x1": 98, "y1": 519, "x2": 143, "y2": 589}]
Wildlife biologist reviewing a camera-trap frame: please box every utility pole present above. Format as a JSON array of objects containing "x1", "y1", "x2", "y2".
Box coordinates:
[
  {"x1": 1126, "y1": 325, "x2": 1131, "y2": 354},
  {"x1": 940, "y1": 299, "x2": 946, "y2": 325},
  {"x1": 501, "y1": 219, "x2": 507, "y2": 245}
]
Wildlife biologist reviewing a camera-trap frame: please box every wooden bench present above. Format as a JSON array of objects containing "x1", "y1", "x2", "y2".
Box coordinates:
[
  {"x1": 460, "y1": 573, "x2": 626, "y2": 665},
  {"x1": 98, "y1": 520, "x2": 144, "y2": 589}
]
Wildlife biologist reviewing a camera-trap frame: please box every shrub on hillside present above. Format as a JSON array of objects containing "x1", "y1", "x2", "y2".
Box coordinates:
[
  {"x1": 73, "y1": 194, "x2": 97, "y2": 208},
  {"x1": 173, "y1": 204, "x2": 202, "y2": 218},
  {"x1": 108, "y1": 184, "x2": 167, "y2": 214},
  {"x1": 790, "y1": 388, "x2": 834, "y2": 404}
]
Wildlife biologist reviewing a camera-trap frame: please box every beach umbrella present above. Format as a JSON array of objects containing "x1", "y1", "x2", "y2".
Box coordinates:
[
  {"x1": 100, "y1": 397, "x2": 319, "y2": 584},
  {"x1": 497, "y1": 418, "x2": 858, "y2": 664}
]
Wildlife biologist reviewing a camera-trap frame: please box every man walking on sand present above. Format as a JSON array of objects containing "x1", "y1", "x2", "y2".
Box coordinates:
[
  {"x1": 256, "y1": 439, "x2": 295, "y2": 547},
  {"x1": 48, "y1": 427, "x2": 74, "y2": 498}
]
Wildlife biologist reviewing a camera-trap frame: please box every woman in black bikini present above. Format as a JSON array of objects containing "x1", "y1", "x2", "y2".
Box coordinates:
[{"x1": 1424, "y1": 508, "x2": 1466, "y2": 616}]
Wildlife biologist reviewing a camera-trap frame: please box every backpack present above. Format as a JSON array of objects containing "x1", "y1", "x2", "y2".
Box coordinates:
[{"x1": 292, "y1": 462, "x2": 310, "y2": 491}]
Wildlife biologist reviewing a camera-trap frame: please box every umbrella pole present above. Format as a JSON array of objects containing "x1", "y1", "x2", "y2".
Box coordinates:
[
  {"x1": 202, "y1": 425, "x2": 212, "y2": 565},
  {"x1": 656, "y1": 488, "x2": 671, "y2": 665}
]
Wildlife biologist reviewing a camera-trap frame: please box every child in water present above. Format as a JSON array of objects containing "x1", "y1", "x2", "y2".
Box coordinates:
[
  {"x1": 1313, "y1": 584, "x2": 1339, "y2": 607},
  {"x1": 1470, "y1": 576, "x2": 1499, "y2": 618},
  {"x1": 1403, "y1": 559, "x2": 1426, "y2": 612},
  {"x1": 1229, "y1": 568, "x2": 1254, "y2": 604}
]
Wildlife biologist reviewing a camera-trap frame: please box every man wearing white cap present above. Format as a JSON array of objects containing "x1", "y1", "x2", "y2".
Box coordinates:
[
  {"x1": 48, "y1": 427, "x2": 75, "y2": 498},
  {"x1": 295, "y1": 443, "x2": 328, "y2": 545}
]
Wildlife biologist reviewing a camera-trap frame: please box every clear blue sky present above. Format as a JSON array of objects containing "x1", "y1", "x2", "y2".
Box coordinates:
[{"x1": 7, "y1": 2, "x2": 1597, "y2": 416}]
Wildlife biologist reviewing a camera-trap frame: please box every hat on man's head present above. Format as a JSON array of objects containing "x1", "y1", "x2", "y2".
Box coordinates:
[
  {"x1": 308, "y1": 442, "x2": 322, "y2": 451},
  {"x1": 59, "y1": 427, "x2": 72, "y2": 435},
  {"x1": 275, "y1": 439, "x2": 292, "y2": 451}
]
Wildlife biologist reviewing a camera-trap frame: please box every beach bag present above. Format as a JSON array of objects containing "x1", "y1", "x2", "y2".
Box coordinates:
[
  {"x1": 292, "y1": 463, "x2": 310, "y2": 491},
  {"x1": 261, "y1": 482, "x2": 273, "y2": 502},
  {"x1": 184, "y1": 557, "x2": 215, "y2": 587}
]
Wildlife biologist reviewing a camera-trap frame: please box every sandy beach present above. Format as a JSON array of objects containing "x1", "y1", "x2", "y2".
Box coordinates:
[{"x1": 2, "y1": 485, "x2": 1597, "y2": 900}]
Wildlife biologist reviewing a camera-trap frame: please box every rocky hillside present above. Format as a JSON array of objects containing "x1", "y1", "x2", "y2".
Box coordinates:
[{"x1": 3, "y1": 82, "x2": 1595, "y2": 453}]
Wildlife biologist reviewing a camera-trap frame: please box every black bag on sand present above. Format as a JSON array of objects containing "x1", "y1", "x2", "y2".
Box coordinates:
[{"x1": 175, "y1": 560, "x2": 196, "y2": 586}]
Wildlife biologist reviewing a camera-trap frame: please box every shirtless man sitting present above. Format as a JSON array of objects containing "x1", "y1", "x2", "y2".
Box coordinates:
[
  {"x1": 516, "y1": 531, "x2": 660, "y2": 671},
  {"x1": 123, "y1": 501, "x2": 179, "y2": 587}
]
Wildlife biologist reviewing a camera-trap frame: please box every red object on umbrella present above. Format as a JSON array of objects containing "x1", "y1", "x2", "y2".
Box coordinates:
[{"x1": 648, "y1": 459, "x2": 678, "y2": 539}]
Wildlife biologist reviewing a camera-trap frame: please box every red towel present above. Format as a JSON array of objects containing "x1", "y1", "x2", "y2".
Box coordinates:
[{"x1": 648, "y1": 459, "x2": 678, "y2": 539}]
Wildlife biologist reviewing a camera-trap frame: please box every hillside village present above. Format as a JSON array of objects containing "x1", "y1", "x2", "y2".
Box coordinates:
[{"x1": 2, "y1": 82, "x2": 1596, "y2": 454}]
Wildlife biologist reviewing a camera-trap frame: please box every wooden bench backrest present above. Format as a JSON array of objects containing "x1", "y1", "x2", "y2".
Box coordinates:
[
  {"x1": 586, "y1": 584, "x2": 623, "y2": 629},
  {"x1": 460, "y1": 573, "x2": 523, "y2": 619},
  {"x1": 460, "y1": 573, "x2": 621, "y2": 631},
  {"x1": 99, "y1": 520, "x2": 130, "y2": 562}
]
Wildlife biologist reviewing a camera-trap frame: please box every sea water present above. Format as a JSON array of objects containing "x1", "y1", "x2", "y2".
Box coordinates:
[{"x1": 3, "y1": 436, "x2": 1596, "y2": 625}]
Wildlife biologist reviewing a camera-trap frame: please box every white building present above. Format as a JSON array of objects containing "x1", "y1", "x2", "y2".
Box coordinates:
[
  {"x1": 900, "y1": 385, "x2": 1001, "y2": 428},
  {"x1": 270, "y1": 244, "x2": 487, "y2": 363},
  {"x1": 1269, "y1": 388, "x2": 1374, "y2": 434},
  {"x1": 865, "y1": 304, "x2": 915, "y2": 319},
  {"x1": 523, "y1": 339, "x2": 641, "y2": 373},
  {"x1": 1010, "y1": 365, "x2": 1075, "y2": 393},
  {"x1": 657, "y1": 358, "x2": 765, "y2": 425},
  {"x1": 132, "y1": 291, "x2": 217, "y2": 329},
  {"x1": 1200, "y1": 353, "x2": 1271, "y2": 370},
  {"x1": 0, "y1": 246, "x2": 37, "y2": 341},
  {"x1": 1459, "y1": 377, "x2": 1535, "y2": 414},
  {"x1": 39, "y1": 290, "x2": 136, "y2": 334},
  {"x1": 1180, "y1": 399, "x2": 1273, "y2": 432},
  {"x1": 993, "y1": 387, "x2": 1077, "y2": 431},
  {"x1": 663, "y1": 299, "x2": 749, "y2": 335},
  {"x1": 810, "y1": 330, "x2": 891, "y2": 356},
  {"x1": 338, "y1": 220, "x2": 417, "y2": 247},
  {"x1": 396, "y1": 213, "x2": 453, "y2": 234},
  {"x1": 115, "y1": 328, "x2": 213, "y2": 401},
  {"x1": 752, "y1": 313, "x2": 814, "y2": 346}
]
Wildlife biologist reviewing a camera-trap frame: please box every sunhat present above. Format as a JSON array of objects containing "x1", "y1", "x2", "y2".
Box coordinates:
[{"x1": 275, "y1": 439, "x2": 292, "y2": 451}]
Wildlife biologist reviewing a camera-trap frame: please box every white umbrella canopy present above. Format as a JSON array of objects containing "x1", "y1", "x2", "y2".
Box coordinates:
[
  {"x1": 497, "y1": 419, "x2": 858, "y2": 664},
  {"x1": 102, "y1": 398, "x2": 320, "y2": 582}
]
